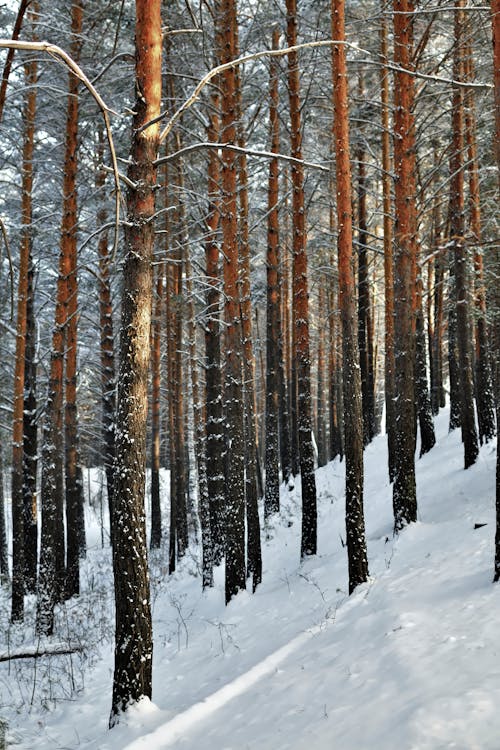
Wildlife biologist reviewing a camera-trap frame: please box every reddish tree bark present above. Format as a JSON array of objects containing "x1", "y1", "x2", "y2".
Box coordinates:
[
  {"x1": 331, "y1": 0, "x2": 369, "y2": 592},
  {"x1": 11, "y1": 5, "x2": 39, "y2": 621},
  {"x1": 286, "y1": 0, "x2": 317, "y2": 559},
  {"x1": 392, "y1": 0, "x2": 418, "y2": 529},
  {"x1": 110, "y1": 0, "x2": 161, "y2": 722}
]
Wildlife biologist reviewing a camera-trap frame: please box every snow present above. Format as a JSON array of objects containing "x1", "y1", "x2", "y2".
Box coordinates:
[{"x1": 1, "y1": 407, "x2": 499, "y2": 749}]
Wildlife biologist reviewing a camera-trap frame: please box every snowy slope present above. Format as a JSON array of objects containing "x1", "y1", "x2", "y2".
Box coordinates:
[{"x1": 3, "y1": 409, "x2": 498, "y2": 750}]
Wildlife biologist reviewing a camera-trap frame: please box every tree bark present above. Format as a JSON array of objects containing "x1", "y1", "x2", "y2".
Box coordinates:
[
  {"x1": 392, "y1": 0, "x2": 418, "y2": 530},
  {"x1": 232, "y1": 14, "x2": 262, "y2": 589},
  {"x1": 380, "y1": 4, "x2": 396, "y2": 481},
  {"x1": 150, "y1": 263, "x2": 163, "y2": 550},
  {"x1": 356, "y1": 80, "x2": 376, "y2": 446},
  {"x1": 64, "y1": 0, "x2": 83, "y2": 600},
  {"x1": 204, "y1": 36, "x2": 225, "y2": 567},
  {"x1": 185, "y1": 241, "x2": 213, "y2": 588},
  {"x1": 265, "y1": 26, "x2": 281, "y2": 518},
  {"x1": 450, "y1": 0, "x2": 479, "y2": 470},
  {"x1": 110, "y1": 0, "x2": 161, "y2": 723},
  {"x1": 220, "y1": 0, "x2": 246, "y2": 604},
  {"x1": 0, "y1": 448, "x2": 8, "y2": 582},
  {"x1": 331, "y1": 0, "x2": 369, "y2": 592},
  {"x1": 11, "y1": 10, "x2": 39, "y2": 620},
  {"x1": 286, "y1": 0, "x2": 317, "y2": 559},
  {"x1": 96, "y1": 128, "x2": 116, "y2": 542},
  {"x1": 464, "y1": 41, "x2": 496, "y2": 444}
]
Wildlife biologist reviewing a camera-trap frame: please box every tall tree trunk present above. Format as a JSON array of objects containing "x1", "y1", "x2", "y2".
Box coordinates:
[
  {"x1": 282, "y1": 176, "x2": 300, "y2": 480},
  {"x1": 356, "y1": 80, "x2": 376, "y2": 446},
  {"x1": 64, "y1": 0, "x2": 83, "y2": 600},
  {"x1": 448, "y1": 250, "x2": 462, "y2": 431},
  {"x1": 110, "y1": 0, "x2": 161, "y2": 723},
  {"x1": 380, "y1": 4, "x2": 396, "y2": 480},
  {"x1": 204, "y1": 46, "x2": 225, "y2": 567},
  {"x1": 96, "y1": 128, "x2": 116, "y2": 542},
  {"x1": 227, "y1": 7, "x2": 262, "y2": 589},
  {"x1": 464, "y1": 41, "x2": 496, "y2": 444},
  {"x1": 169, "y1": 124, "x2": 195, "y2": 560},
  {"x1": 392, "y1": 0, "x2": 418, "y2": 530},
  {"x1": 150, "y1": 263, "x2": 163, "y2": 550},
  {"x1": 11, "y1": 13, "x2": 39, "y2": 620},
  {"x1": 331, "y1": 0, "x2": 369, "y2": 592},
  {"x1": 23, "y1": 187, "x2": 38, "y2": 595},
  {"x1": 0, "y1": 448, "x2": 7, "y2": 583},
  {"x1": 450, "y1": 0, "x2": 479, "y2": 469},
  {"x1": 286, "y1": 0, "x2": 317, "y2": 559},
  {"x1": 328, "y1": 201, "x2": 343, "y2": 463},
  {"x1": 265, "y1": 26, "x2": 281, "y2": 518},
  {"x1": 429, "y1": 164, "x2": 445, "y2": 416},
  {"x1": 166, "y1": 257, "x2": 177, "y2": 575},
  {"x1": 171, "y1": 185, "x2": 188, "y2": 560},
  {"x1": 279, "y1": 211, "x2": 293, "y2": 484},
  {"x1": 185, "y1": 241, "x2": 213, "y2": 588},
  {"x1": 316, "y1": 278, "x2": 328, "y2": 467},
  {"x1": 220, "y1": 0, "x2": 246, "y2": 604}
]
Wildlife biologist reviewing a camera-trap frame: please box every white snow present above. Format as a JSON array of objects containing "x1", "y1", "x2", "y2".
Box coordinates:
[{"x1": 1, "y1": 407, "x2": 498, "y2": 749}]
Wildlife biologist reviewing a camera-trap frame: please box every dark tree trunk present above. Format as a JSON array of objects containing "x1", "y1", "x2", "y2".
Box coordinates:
[
  {"x1": 392, "y1": 0, "x2": 418, "y2": 530},
  {"x1": 96, "y1": 129, "x2": 116, "y2": 543},
  {"x1": 11, "y1": 18, "x2": 39, "y2": 620},
  {"x1": 23, "y1": 252, "x2": 38, "y2": 593},
  {"x1": 204, "y1": 49, "x2": 225, "y2": 566},
  {"x1": 464, "y1": 42, "x2": 496, "y2": 444},
  {"x1": 286, "y1": 0, "x2": 317, "y2": 559},
  {"x1": 415, "y1": 307, "x2": 436, "y2": 456},
  {"x1": 265, "y1": 27, "x2": 281, "y2": 518},
  {"x1": 450, "y1": 0, "x2": 479, "y2": 469},
  {"x1": 316, "y1": 278, "x2": 328, "y2": 467},
  {"x1": 64, "y1": 0, "x2": 83, "y2": 601},
  {"x1": 380, "y1": 0, "x2": 396, "y2": 481},
  {"x1": 279, "y1": 220, "x2": 293, "y2": 484},
  {"x1": 185, "y1": 242, "x2": 213, "y2": 589},
  {"x1": 332, "y1": 0, "x2": 369, "y2": 592},
  {"x1": 110, "y1": 0, "x2": 161, "y2": 723},
  {"x1": 220, "y1": 0, "x2": 246, "y2": 604},
  {"x1": 0, "y1": 448, "x2": 7, "y2": 582},
  {"x1": 448, "y1": 255, "x2": 462, "y2": 431},
  {"x1": 356, "y1": 101, "x2": 376, "y2": 446},
  {"x1": 150, "y1": 263, "x2": 163, "y2": 550}
]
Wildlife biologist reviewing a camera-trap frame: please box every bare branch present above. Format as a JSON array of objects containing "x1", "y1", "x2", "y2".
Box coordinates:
[
  {"x1": 157, "y1": 38, "x2": 491, "y2": 143},
  {"x1": 155, "y1": 141, "x2": 329, "y2": 172}
]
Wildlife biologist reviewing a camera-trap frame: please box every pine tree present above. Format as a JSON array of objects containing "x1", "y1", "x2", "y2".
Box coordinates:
[
  {"x1": 110, "y1": 0, "x2": 161, "y2": 723},
  {"x1": 331, "y1": 0, "x2": 369, "y2": 592}
]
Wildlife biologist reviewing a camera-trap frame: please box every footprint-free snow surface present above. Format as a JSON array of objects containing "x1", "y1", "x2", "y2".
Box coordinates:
[{"x1": 3, "y1": 409, "x2": 499, "y2": 749}]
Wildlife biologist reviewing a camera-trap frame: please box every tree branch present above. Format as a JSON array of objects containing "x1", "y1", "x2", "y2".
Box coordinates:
[{"x1": 0, "y1": 38, "x2": 122, "y2": 258}]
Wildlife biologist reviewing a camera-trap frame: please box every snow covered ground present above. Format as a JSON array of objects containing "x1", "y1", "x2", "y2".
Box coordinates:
[{"x1": 1, "y1": 408, "x2": 498, "y2": 749}]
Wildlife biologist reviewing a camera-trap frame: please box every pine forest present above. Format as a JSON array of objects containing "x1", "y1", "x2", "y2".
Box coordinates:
[{"x1": 0, "y1": 0, "x2": 499, "y2": 747}]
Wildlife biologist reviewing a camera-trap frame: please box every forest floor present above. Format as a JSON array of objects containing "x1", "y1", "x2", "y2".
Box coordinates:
[{"x1": 1, "y1": 407, "x2": 498, "y2": 749}]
